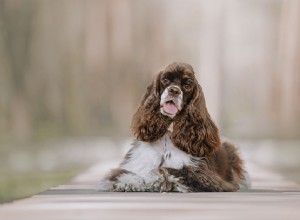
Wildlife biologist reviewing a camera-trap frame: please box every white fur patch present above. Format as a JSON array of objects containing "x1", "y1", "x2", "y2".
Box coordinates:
[
  {"x1": 97, "y1": 180, "x2": 113, "y2": 191},
  {"x1": 121, "y1": 135, "x2": 192, "y2": 182},
  {"x1": 160, "y1": 86, "x2": 183, "y2": 118},
  {"x1": 99, "y1": 134, "x2": 194, "y2": 191},
  {"x1": 160, "y1": 135, "x2": 193, "y2": 169}
]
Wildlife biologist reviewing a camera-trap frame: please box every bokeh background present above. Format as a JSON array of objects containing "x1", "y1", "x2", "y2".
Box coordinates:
[{"x1": 1, "y1": 0, "x2": 300, "y2": 202}]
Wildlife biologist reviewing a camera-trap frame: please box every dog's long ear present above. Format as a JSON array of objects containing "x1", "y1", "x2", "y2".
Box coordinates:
[
  {"x1": 131, "y1": 72, "x2": 170, "y2": 142},
  {"x1": 139, "y1": 72, "x2": 162, "y2": 106},
  {"x1": 171, "y1": 80, "x2": 221, "y2": 157}
]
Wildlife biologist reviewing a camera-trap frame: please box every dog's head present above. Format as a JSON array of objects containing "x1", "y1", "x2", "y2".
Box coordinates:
[
  {"x1": 131, "y1": 62, "x2": 220, "y2": 157},
  {"x1": 158, "y1": 63, "x2": 196, "y2": 118}
]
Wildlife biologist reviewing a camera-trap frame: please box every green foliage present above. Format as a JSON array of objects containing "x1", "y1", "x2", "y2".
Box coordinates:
[{"x1": 0, "y1": 168, "x2": 84, "y2": 203}]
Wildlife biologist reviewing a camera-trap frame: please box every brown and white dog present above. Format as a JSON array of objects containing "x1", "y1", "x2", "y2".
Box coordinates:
[{"x1": 99, "y1": 62, "x2": 249, "y2": 192}]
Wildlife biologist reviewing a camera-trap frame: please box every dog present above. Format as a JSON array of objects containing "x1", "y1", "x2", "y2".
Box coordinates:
[{"x1": 98, "y1": 62, "x2": 249, "y2": 192}]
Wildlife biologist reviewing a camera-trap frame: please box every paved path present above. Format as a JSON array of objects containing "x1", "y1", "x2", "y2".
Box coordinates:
[{"x1": 1, "y1": 150, "x2": 300, "y2": 220}]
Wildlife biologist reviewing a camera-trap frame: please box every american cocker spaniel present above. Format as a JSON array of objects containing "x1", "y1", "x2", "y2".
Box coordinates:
[{"x1": 99, "y1": 62, "x2": 249, "y2": 192}]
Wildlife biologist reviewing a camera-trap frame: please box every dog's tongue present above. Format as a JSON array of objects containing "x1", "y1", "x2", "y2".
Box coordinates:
[{"x1": 163, "y1": 102, "x2": 178, "y2": 115}]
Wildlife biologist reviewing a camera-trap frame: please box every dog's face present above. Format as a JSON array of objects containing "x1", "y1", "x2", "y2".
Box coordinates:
[{"x1": 159, "y1": 64, "x2": 195, "y2": 118}]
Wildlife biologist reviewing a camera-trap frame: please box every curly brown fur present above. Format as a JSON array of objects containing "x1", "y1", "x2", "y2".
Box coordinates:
[
  {"x1": 171, "y1": 87, "x2": 221, "y2": 157},
  {"x1": 222, "y1": 142, "x2": 245, "y2": 180},
  {"x1": 131, "y1": 73, "x2": 172, "y2": 142}
]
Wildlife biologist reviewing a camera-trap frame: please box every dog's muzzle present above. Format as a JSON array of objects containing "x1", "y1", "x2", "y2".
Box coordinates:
[{"x1": 160, "y1": 85, "x2": 183, "y2": 118}]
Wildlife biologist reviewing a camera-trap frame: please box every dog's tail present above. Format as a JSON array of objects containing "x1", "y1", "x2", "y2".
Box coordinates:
[{"x1": 222, "y1": 141, "x2": 251, "y2": 190}]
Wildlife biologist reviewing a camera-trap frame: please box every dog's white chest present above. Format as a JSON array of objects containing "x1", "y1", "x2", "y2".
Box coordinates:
[
  {"x1": 120, "y1": 134, "x2": 192, "y2": 182},
  {"x1": 160, "y1": 134, "x2": 191, "y2": 169}
]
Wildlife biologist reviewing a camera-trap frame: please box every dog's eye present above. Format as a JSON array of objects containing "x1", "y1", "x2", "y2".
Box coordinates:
[
  {"x1": 162, "y1": 78, "x2": 170, "y2": 84},
  {"x1": 183, "y1": 84, "x2": 192, "y2": 90}
]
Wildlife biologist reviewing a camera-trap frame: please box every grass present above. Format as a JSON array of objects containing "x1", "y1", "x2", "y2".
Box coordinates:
[
  {"x1": 0, "y1": 167, "x2": 85, "y2": 203},
  {"x1": 0, "y1": 137, "x2": 103, "y2": 203}
]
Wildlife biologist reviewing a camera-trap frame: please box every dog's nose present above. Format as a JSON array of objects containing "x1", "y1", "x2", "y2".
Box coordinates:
[{"x1": 168, "y1": 86, "x2": 181, "y2": 96}]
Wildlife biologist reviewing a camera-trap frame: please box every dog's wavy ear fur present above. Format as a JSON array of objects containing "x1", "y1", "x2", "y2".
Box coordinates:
[
  {"x1": 171, "y1": 80, "x2": 221, "y2": 157},
  {"x1": 131, "y1": 72, "x2": 171, "y2": 142}
]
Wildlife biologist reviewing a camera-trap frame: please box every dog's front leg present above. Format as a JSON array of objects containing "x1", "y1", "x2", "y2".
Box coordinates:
[
  {"x1": 158, "y1": 167, "x2": 190, "y2": 192},
  {"x1": 98, "y1": 168, "x2": 144, "y2": 192},
  {"x1": 165, "y1": 166, "x2": 239, "y2": 192}
]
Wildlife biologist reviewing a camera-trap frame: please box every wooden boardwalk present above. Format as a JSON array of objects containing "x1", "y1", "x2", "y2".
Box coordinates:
[{"x1": 1, "y1": 153, "x2": 300, "y2": 220}]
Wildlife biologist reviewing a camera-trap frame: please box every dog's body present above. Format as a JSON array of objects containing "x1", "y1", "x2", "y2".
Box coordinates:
[{"x1": 99, "y1": 63, "x2": 249, "y2": 192}]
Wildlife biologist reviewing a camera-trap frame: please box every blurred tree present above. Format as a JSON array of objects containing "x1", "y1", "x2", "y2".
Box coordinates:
[
  {"x1": 0, "y1": 0, "x2": 299, "y2": 143},
  {"x1": 0, "y1": 0, "x2": 37, "y2": 141},
  {"x1": 275, "y1": 0, "x2": 300, "y2": 137}
]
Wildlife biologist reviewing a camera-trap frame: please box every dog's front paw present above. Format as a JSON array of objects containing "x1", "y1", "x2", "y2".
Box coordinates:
[
  {"x1": 112, "y1": 182, "x2": 141, "y2": 192},
  {"x1": 111, "y1": 172, "x2": 145, "y2": 192},
  {"x1": 159, "y1": 168, "x2": 189, "y2": 193}
]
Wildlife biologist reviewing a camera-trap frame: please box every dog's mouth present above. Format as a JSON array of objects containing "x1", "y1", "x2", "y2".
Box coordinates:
[{"x1": 161, "y1": 100, "x2": 179, "y2": 117}]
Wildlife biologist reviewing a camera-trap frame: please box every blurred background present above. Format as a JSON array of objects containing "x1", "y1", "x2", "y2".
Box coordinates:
[{"x1": 0, "y1": 0, "x2": 300, "y2": 202}]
